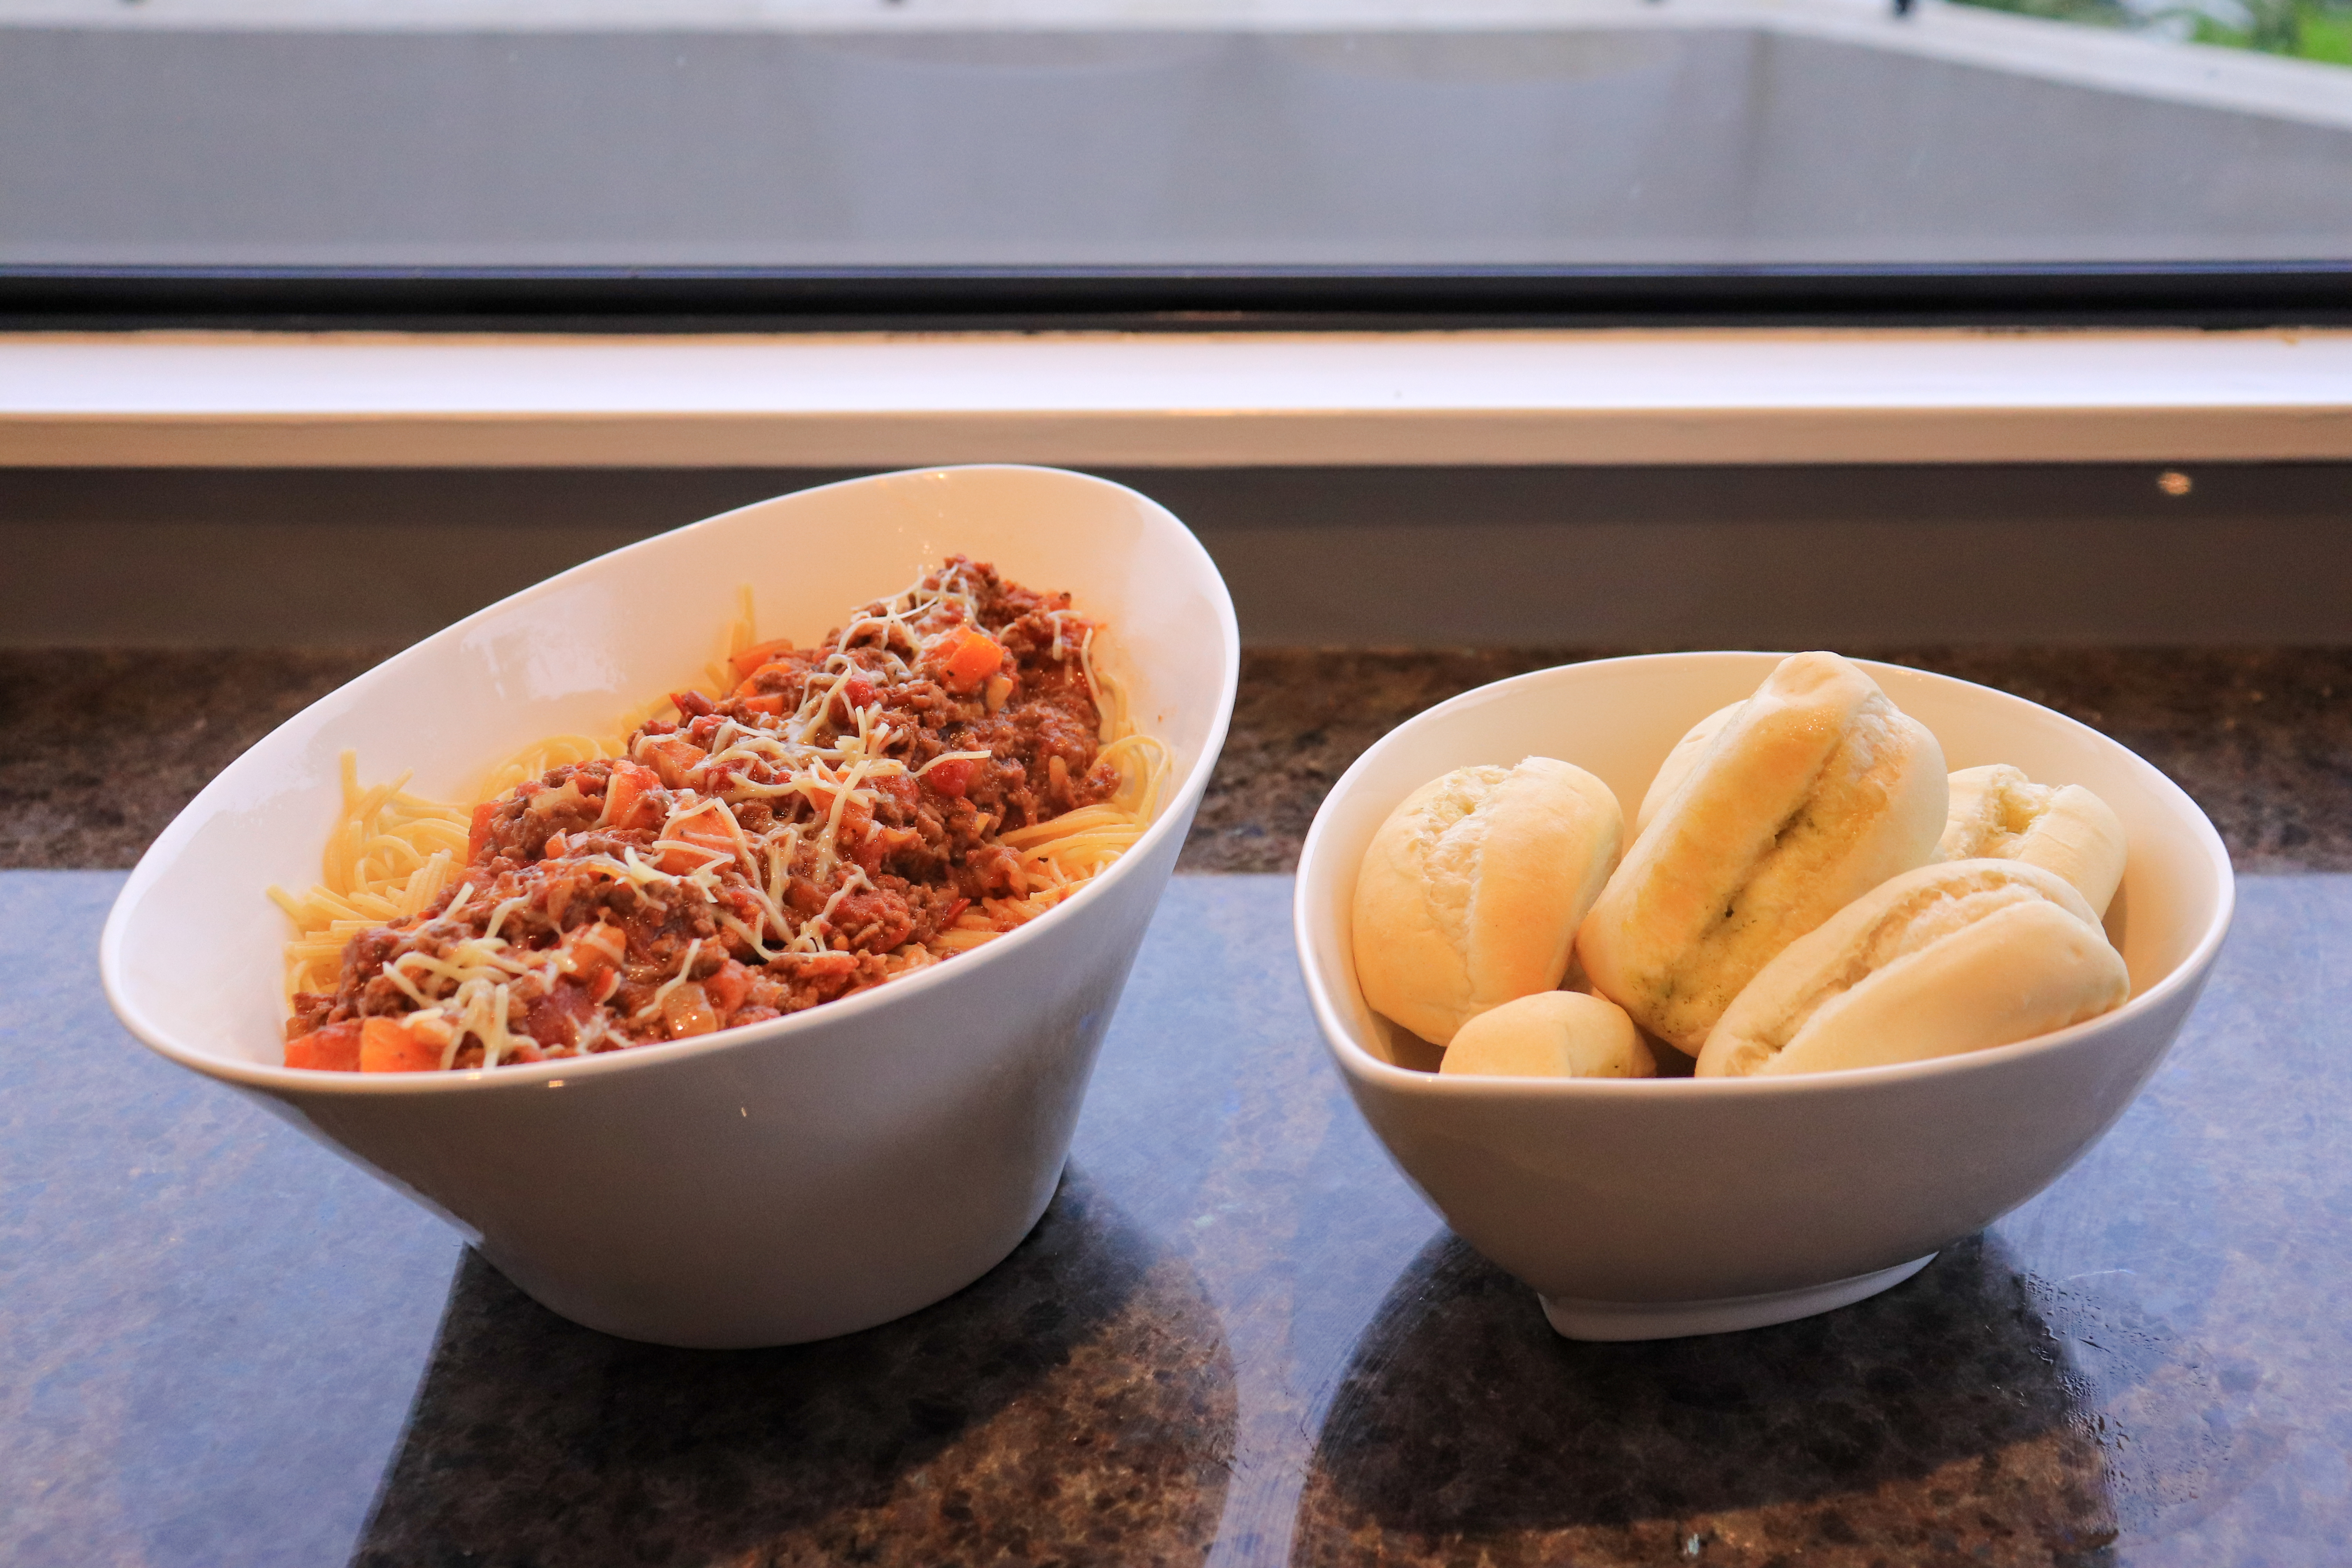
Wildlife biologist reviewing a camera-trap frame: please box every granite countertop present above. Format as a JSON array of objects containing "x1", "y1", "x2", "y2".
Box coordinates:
[
  {"x1": 5, "y1": 648, "x2": 2350, "y2": 1568},
  {"x1": 4, "y1": 647, "x2": 2350, "y2": 875}
]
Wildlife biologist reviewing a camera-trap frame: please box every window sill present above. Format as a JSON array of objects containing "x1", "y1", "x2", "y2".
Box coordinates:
[{"x1": 4, "y1": 326, "x2": 2349, "y2": 468}]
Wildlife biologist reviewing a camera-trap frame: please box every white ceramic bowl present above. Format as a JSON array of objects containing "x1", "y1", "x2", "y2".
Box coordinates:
[
  {"x1": 1294, "y1": 654, "x2": 2233, "y2": 1341},
  {"x1": 102, "y1": 466, "x2": 1238, "y2": 1348}
]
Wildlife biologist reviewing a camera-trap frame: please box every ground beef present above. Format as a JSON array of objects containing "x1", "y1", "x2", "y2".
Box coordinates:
[{"x1": 288, "y1": 557, "x2": 1125, "y2": 1069}]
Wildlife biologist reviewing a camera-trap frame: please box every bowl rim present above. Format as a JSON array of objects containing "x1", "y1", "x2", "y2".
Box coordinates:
[
  {"x1": 1292, "y1": 650, "x2": 2237, "y2": 1100},
  {"x1": 100, "y1": 464, "x2": 1241, "y2": 1098}
]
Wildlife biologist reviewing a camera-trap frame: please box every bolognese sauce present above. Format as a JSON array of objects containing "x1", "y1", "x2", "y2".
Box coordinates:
[{"x1": 282, "y1": 557, "x2": 1149, "y2": 1073}]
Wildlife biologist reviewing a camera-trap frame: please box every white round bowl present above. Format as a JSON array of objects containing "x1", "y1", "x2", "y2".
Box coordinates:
[
  {"x1": 1293, "y1": 653, "x2": 2232, "y2": 1341},
  {"x1": 102, "y1": 465, "x2": 1239, "y2": 1349}
]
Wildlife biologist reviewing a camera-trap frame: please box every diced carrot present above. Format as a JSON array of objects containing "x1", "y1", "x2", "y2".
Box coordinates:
[
  {"x1": 729, "y1": 638, "x2": 794, "y2": 679},
  {"x1": 604, "y1": 759, "x2": 662, "y2": 831},
  {"x1": 467, "y1": 801, "x2": 498, "y2": 866},
  {"x1": 928, "y1": 627, "x2": 1004, "y2": 695},
  {"x1": 285, "y1": 1019, "x2": 363, "y2": 1071},
  {"x1": 739, "y1": 692, "x2": 786, "y2": 717},
  {"x1": 360, "y1": 1017, "x2": 443, "y2": 1073},
  {"x1": 855, "y1": 824, "x2": 921, "y2": 875},
  {"x1": 561, "y1": 921, "x2": 628, "y2": 985},
  {"x1": 655, "y1": 811, "x2": 740, "y2": 875},
  {"x1": 641, "y1": 735, "x2": 707, "y2": 790}
]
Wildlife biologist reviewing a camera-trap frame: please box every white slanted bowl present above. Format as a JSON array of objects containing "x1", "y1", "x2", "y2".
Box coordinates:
[
  {"x1": 102, "y1": 466, "x2": 1239, "y2": 1349},
  {"x1": 1294, "y1": 653, "x2": 2232, "y2": 1342}
]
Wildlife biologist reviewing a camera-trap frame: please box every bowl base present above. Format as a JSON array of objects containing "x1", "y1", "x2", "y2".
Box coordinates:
[{"x1": 1539, "y1": 1253, "x2": 1936, "y2": 1342}]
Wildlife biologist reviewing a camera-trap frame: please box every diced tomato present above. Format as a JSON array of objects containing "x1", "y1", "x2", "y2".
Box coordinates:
[
  {"x1": 705, "y1": 959, "x2": 754, "y2": 1015},
  {"x1": 672, "y1": 689, "x2": 715, "y2": 719},
  {"x1": 729, "y1": 638, "x2": 794, "y2": 679},
  {"x1": 926, "y1": 627, "x2": 1004, "y2": 695},
  {"x1": 467, "y1": 801, "x2": 498, "y2": 866},
  {"x1": 285, "y1": 1019, "x2": 363, "y2": 1071},
  {"x1": 824, "y1": 674, "x2": 878, "y2": 726},
  {"x1": 604, "y1": 760, "x2": 664, "y2": 831},
  {"x1": 359, "y1": 1017, "x2": 443, "y2": 1073},
  {"x1": 925, "y1": 757, "x2": 976, "y2": 799},
  {"x1": 655, "y1": 811, "x2": 740, "y2": 875},
  {"x1": 522, "y1": 980, "x2": 595, "y2": 1051}
]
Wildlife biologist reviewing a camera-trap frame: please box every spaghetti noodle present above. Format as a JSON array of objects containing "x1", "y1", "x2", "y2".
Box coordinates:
[{"x1": 271, "y1": 557, "x2": 1170, "y2": 1073}]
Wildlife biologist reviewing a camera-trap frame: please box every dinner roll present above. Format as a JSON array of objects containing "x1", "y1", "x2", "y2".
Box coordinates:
[
  {"x1": 1635, "y1": 702, "x2": 1742, "y2": 837},
  {"x1": 1938, "y1": 764, "x2": 2128, "y2": 920},
  {"x1": 1439, "y1": 991, "x2": 1654, "y2": 1079},
  {"x1": 1697, "y1": 859, "x2": 2128, "y2": 1077},
  {"x1": 1578, "y1": 652, "x2": 1947, "y2": 1054},
  {"x1": 1353, "y1": 757, "x2": 1623, "y2": 1047}
]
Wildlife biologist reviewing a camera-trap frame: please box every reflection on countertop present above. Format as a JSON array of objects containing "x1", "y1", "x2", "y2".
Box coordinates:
[
  {"x1": 9, "y1": 874, "x2": 2349, "y2": 1567},
  {"x1": 1297, "y1": 1232, "x2": 2118, "y2": 1567},
  {"x1": 357, "y1": 1173, "x2": 1237, "y2": 1568},
  {"x1": 5, "y1": 648, "x2": 2350, "y2": 1567}
]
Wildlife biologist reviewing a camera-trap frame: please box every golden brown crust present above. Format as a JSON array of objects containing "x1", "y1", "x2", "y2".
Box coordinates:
[
  {"x1": 1635, "y1": 701, "x2": 1742, "y2": 837},
  {"x1": 1577, "y1": 652, "x2": 1947, "y2": 1053}
]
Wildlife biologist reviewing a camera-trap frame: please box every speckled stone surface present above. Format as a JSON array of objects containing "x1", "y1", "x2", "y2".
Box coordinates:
[
  {"x1": 9, "y1": 871, "x2": 2352, "y2": 1567},
  {"x1": 0, "y1": 649, "x2": 392, "y2": 870},
  {"x1": 7, "y1": 647, "x2": 2343, "y2": 875}
]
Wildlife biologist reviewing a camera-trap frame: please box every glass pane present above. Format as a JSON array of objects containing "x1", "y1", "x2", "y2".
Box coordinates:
[{"x1": 4, "y1": 3, "x2": 2348, "y2": 275}]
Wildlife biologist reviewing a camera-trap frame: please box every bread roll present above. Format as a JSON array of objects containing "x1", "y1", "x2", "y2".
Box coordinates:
[
  {"x1": 1636, "y1": 702, "x2": 1742, "y2": 837},
  {"x1": 1439, "y1": 991, "x2": 1654, "y2": 1079},
  {"x1": 1353, "y1": 757, "x2": 1623, "y2": 1046},
  {"x1": 1577, "y1": 652, "x2": 1947, "y2": 1054},
  {"x1": 1938, "y1": 764, "x2": 2127, "y2": 920},
  {"x1": 1697, "y1": 859, "x2": 2129, "y2": 1078}
]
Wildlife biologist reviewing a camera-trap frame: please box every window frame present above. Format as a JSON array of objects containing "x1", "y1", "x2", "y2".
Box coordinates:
[{"x1": 4, "y1": 261, "x2": 2352, "y2": 333}]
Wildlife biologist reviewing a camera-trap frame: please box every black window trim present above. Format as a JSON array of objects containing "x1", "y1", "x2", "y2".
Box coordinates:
[{"x1": 6, "y1": 260, "x2": 2351, "y2": 334}]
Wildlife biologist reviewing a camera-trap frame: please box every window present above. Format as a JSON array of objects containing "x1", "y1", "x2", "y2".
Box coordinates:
[{"x1": 4, "y1": 0, "x2": 2348, "y2": 325}]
